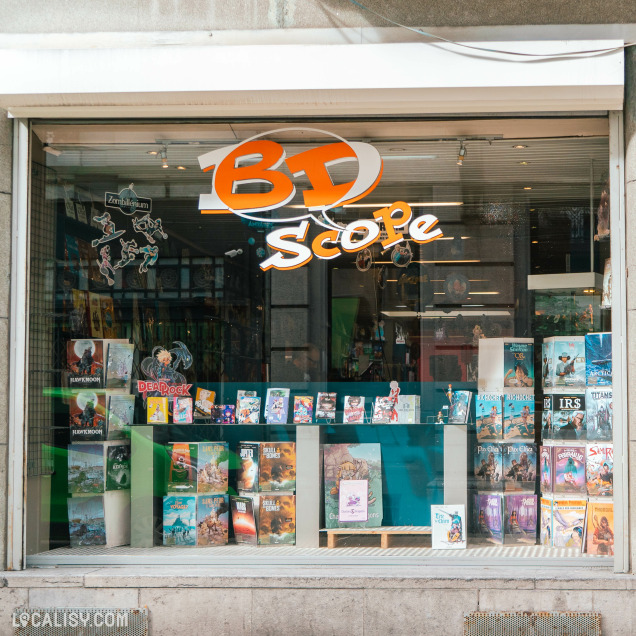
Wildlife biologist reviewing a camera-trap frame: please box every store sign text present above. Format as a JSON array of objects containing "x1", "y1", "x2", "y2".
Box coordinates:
[{"x1": 137, "y1": 380, "x2": 193, "y2": 400}]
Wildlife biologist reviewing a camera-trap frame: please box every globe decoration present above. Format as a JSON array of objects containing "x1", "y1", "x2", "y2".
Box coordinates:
[{"x1": 117, "y1": 184, "x2": 139, "y2": 215}]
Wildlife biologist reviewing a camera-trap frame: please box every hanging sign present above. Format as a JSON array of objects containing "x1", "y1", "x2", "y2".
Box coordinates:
[
  {"x1": 105, "y1": 183, "x2": 152, "y2": 216},
  {"x1": 198, "y1": 128, "x2": 444, "y2": 270}
]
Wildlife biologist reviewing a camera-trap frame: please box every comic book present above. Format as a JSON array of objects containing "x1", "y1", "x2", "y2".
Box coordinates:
[
  {"x1": 474, "y1": 493, "x2": 504, "y2": 545},
  {"x1": 473, "y1": 443, "x2": 503, "y2": 490},
  {"x1": 541, "y1": 396, "x2": 553, "y2": 439},
  {"x1": 553, "y1": 445, "x2": 586, "y2": 495},
  {"x1": 323, "y1": 443, "x2": 383, "y2": 528},
  {"x1": 71, "y1": 289, "x2": 89, "y2": 334},
  {"x1": 173, "y1": 397, "x2": 193, "y2": 424},
  {"x1": 237, "y1": 396, "x2": 261, "y2": 424},
  {"x1": 585, "y1": 387, "x2": 613, "y2": 442},
  {"x1": 230, "y1": 495, "x2": 257, "y2": 545},
  {"x1": 266, "y1": 395, "x2": 289, "y2": 425},
  {"x1": 539, "y1": 445, "x2": 553, "y2": 494},
  {"x1": 293, "y1": 396, "x2": 314, "y2": 424},
  {"x1": 106, "y1": 394, "x2": 135, "y2": 440},
  {"x1": 475, "y1": 394, "x2": 503, "y2": 442},
  {"x1": 162, "y1": 496, "x2": 196, "y2": 546},
  {"x1": 343, "y1": 396, "x2": 365, "y2": 424},
  {"x1": 68, "y1": 496, "x2": 106, "y2": 547},
  {"x1": 67, "y1": 339, "x2": 104, "y2": 389},
  {"x1": 147, "y1": 396, "x2": 169, "y2": 424},
  {"x1": 338, "y1": 480, "x2": 369, "y2": 523},
  {"x1": 316, "y1": 392, "x2": 337, "y2": 420},
  {"x1": 194, "y1": 387, "x2": 215, "y2": 417},
  {"x1": 448, "y1": 391, "x2": 472, "y2": 425},
  {"x1": 542, "y1": 340, "x2": 554, "y2": 389},
  {"x1": 166, "y1": 443, "x2": 197, "y2": 493},
  {"x1": 235, "y1": 389, "x2": 257, "y2": 415},
  {"x1": 396, "y1": 395, "x2": 420, "y2": 424},
  {"x1": 258, "y1": 442, "x2": 296, "y2": 492},
  {"x1": 503, "y1": 394, "x2": 535, "y2": 441},
  {"x1": 197, "y1": 442, "x2": 229, "y2": 494},
  {"x1": 504, "y1": 493, "x2": 537, "y2": 545},
  {"x1": 585, "y1": 501, "x2": 614, "y2": 556},
  {"x1": 540, "y1": 497, "x2": 553, "y2": 546},
  {"x1": 197, "y1": 494, "x2": 229, "y2": 546},
  {"x1": 585, "y1": 332, "x2": 612, "y2": 386},
  {"x1": 70, "y1": 391, "x2": 106, "y2": 442},
  {"x1": 372, "y1": 396, "x2": 395, "y2": 424},
  {"x1": 258, "y1": 494, "x2": 296, "y2": 545},
  {"x1": 104, "y1": 342, "x2": 133, "y2": 390},
  {"x1": 100, "y1": 297, "x2": 116, "y2": 339},
  {"x1": 502, "y1": 443, "x2": 537, "y2": 492},
  {"x1": 552, "y1": 498, "x2": 586, "y2": 549},
  {"x1": 431, "y1": 504, "x2": 466, "y2": 550},
  {"x1": 548, "y1": 337, "x2": 586, "y2": 387},
  {"x1": 586, "y1": 443, "x2": 613, "y2": 497},
  {"x1": 210, "y1": 406, "x2": 223, "y2": 423},
  {"x1": 221, "y1": 405, "x2": 236, "y2": 424},
  {"x1": 106, "y1": 443, "x2": 131, "y2": 491},
  {"x1": 503, "y1": 342, "x2": 535, "y2": 388},
  {"x1": 88, "y1": 292, "x2": 104, "y2": 338},
  {"x1": 263, "y1": 388, "x2": 290, "y2": 419},
  {"x1": 237, "y1": 442, "x2": 260, "y2": 492},
  {"x1": 551, "y1": 394, "x2": 586, "y2": 441},
  {"x1": 68, "y1": 443, "x2": 104, "y2": 493}
]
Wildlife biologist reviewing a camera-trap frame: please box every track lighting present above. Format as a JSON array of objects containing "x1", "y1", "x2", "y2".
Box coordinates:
[
  {"x1": 161, "y1": 146, "x2": 169, "y2": 169},
  {"x1": 457, "y1": 142, "x2": 466, "y2": 166}
]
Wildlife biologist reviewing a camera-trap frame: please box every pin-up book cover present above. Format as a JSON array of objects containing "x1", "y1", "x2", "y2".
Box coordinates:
[
  {"x1": 503, "y1": 394, "x2": 534, "y2": 441},
  {"x1": 476, "y1": 394, "x2": 503, "y2": 442}
]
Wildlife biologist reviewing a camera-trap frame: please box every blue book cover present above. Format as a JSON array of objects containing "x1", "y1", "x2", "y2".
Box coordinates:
[
  {"x1": 68, "y1": 495, "x2": 106, "y2": 547},
  {"x1": 476, "y1": 394, "x2": 503, "y2": 441},
  {"x1": 585, "y1": 332, "x2": 612, "y2": 386},
  {"x1": 473, "y1": 443, "x2": 503, "y2": 490},
  {"x1": 586, "y1": 387, "x2": 613, "y2": 442},
  {"x1": 503, "y1": 394, "x2": 535, "y2": 440},
  {"x1": 503, "y1": 342, "x2": 534, "y2": 388},
  {"x1": 68, "y1": 443, "x2": 104, "y2": 494},
  {"x1": 163, "y1": 496, "x2": 196, "y2": 546},
  {"x1": 552, "y1": 338, "x2": 586, "y2": 387},
  {"x1": 266, "y1": 395, "x2": 289, "y2": 424}
]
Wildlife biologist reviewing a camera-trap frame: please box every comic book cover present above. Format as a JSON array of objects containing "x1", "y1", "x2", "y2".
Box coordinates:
[
  {"x1": 323, "y1": 443, "x2": 383, "y2": 528},
  {"x1": 503, "y1": 394, "x2": 535, "y2": 440},
  {"x1": 237, "y1": 442, "x2": 260, "y2": 492},
  {"x1": 396, "y1": 395, "x2": 420, "y2": 424},
  {"x1": 258, "y1": 442, "x2": 296, "y2": 491},
  {"x1": 106, "y1": 394, "x2": 135, "y2": 440},
  {"x1": 503, "y1": 342, "x2": 534, "y2": 388},
  {"x1": 504, "y1": 494, "x2": 537, "y2": 545},
  {"x1": 449, "y1": 391, "x2": 472, "y2": 424},
  {"x1": 71, "y1": 289, "x2": 89, "y2": 334},
  {"x1": 551, "y1": 394, "x2": 586, "y2": 441},
  {"x1": 162, "y1": 495, "x2": 196, "y2": 546},
  {"x1": 552, "y1": 498, "x2": 586, "y2": 549},
  {"x1": 474, "y1": 493, "x2": 504, "y2": 545},
  {"x1": 585, "y1": 332, "x2": 612, "y2": 386},
  {"x1": 293, "y1": 396, "x2": 314, "y2": 424},
  {"x1": 106, "y1": 443, "x2": 131, "y2": 491},
  {"x1": 230, "y1": 495, "x2": 257, "y2": 545},
  {"x1": 266, "y1": 396, "x2": 289, "y2": 424},
  {"x1": 70, "y1": 391, "x2": 106, "y2": 442},
  {"x1": 338, "y1": 480, "x2": 369, "y2": 523},
  {"x1": 540, "y1": 497, "x2": 553, "y2": 546},
  {"x1": 194, "y1": 387, "x2": 215, "y2": 417},
  {"x1": 235, "y1": 389, "x2": 257, "y2": 414},
  {"x1": 473, "y1": 443, "x2": 503, "y2": 490},
  {"x1": 316, "y1": 392, "x2": 337, "y2": 419},
  {"x1": 68, "y1": 443, "x2": 104, "y2": 493},
  {"x1": 343, "y1": 396, "x2": 365, "y2": 424},
  {"x1": 221, "y1": 405, "x2": 235, "y2": 424},
  {"x1": 476, "y1": 394, "x2": 503, "y2": 442},
  {"x1": 541, "y1": 395, "x2": 553, "y2": 439},
  {"x1": 166, "y1": 443, "x2": 197, "y2": 493},
  {"x1": 104, "y1": 342, "x2": 133, "y2": 390},
  {"x1": 553, "y1": 445, "x2": 586, "y2": 495},
  {"x1": 542, "y1": 340, "x2": 554, "y2": 389},
  {"x1": 539, "y1": 445, "x2": 553, "y2": 493},
  {"x1": 502, "y1": 443, "x2": 537, "y2": 492},
  {"x1": 197, "y1": 442, "x2": 229, "y2": 494},
  {"x1": 210, "y1": 405, "x2": 223, "y2": 423},
  {"x1": 197, "y1": 494, "x2": 229, "y2": 546},
  {"x1": 88, "y1": 292, "x2": 104, "y2": 338},
  {"x1": 551, "y1": 337, "x2": 586, "y2": 387},
  {"x1": 258, "y1": 494, "x2": 296, "y2": 545},
  {"x1": 147, "y1": 396, "x2": 169, "y2": 424},
  {"x1": 68, "y1": 496, "x2": 106, "y2": 547},
  {"x1": 263, "y1": 388, "x2": 290, "y2": 419},
  {"x1": 77, "y1": 238, "x2": 101, "y2": 286},
  {"x1": 372, "y1": 396, "x2": 395, "y2": 424},
  {"x1": 67, "y1": 339, "x2": 104, "y2": 389},
  {"x1": 101, "y1": 297, "x2": 116, "y2": 339},
  {"x1": 173, "y1": 397, "x2": 193, "y2": 424},
  {"x1": 586, "y1": 443, "x2": 613, "y2": 497},
  {"x1": 431, "y1": 504, "x2": 466, "y2": 549},
  {"x1": 586, "y1": 387, "x2": 613, "y2": 442},
  {"x1": 238, "y1": 397, "x2": 261, "y2": 424},
  {"x1": 585, "y1": 501, "x2": 614, "y2": 556}
]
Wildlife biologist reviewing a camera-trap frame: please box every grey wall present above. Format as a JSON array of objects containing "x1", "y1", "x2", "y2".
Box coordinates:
[{"x1": 2, "y1": 0, "x2": 636, "y2": 33}]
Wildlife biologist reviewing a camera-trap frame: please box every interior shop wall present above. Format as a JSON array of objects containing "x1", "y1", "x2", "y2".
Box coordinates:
[{"x1": 2, "y1": 0, "x2": 636, "y2": 33}]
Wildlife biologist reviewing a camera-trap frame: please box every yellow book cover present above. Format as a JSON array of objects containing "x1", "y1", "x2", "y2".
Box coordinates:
[{"x1": 147, "y1": 396, "x2": 169, "y2": 424}]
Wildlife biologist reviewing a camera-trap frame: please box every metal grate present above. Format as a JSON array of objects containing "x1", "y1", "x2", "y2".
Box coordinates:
[
  {"x1": 464, "y1": 612, "x2": 601, "y2": 636},
  {"x1": 13, "y1": 607, "x2": 148, "y2": 636}
]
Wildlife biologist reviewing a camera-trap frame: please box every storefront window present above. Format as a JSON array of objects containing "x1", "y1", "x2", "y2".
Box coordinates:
[{"x1": 25, "y1": 118, "x2": 614, "y2": 562}]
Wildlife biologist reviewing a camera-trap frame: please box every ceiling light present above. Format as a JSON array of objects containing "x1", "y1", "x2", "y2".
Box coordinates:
[
  {"x1": 513, "y1": 144, "x2": 528, "y2": 149},
  {"x1": 43, "y1": 144, "x2": 62, "y2": 157},
  {"x1": 147, "y1": 150, "x2": 158, "y2": 156},
  {"x1": 532, "y1": 240, "x2": 539, "y2": 244},
  {"x1": 519, "y1": 161, "x2": 529, "y2": 165},
  {"x1": 523, "y1": 186, "x2": 532, "y2": 190},
  {"x1": 457, "y1": 142, "x2": 467, "y2": 166},
  {"x1": 176, "y1": 166, "x2": 186, "y2": 170},
  {"x1": 161, "y1": 146, "x2": 168, "y2": 169}
]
